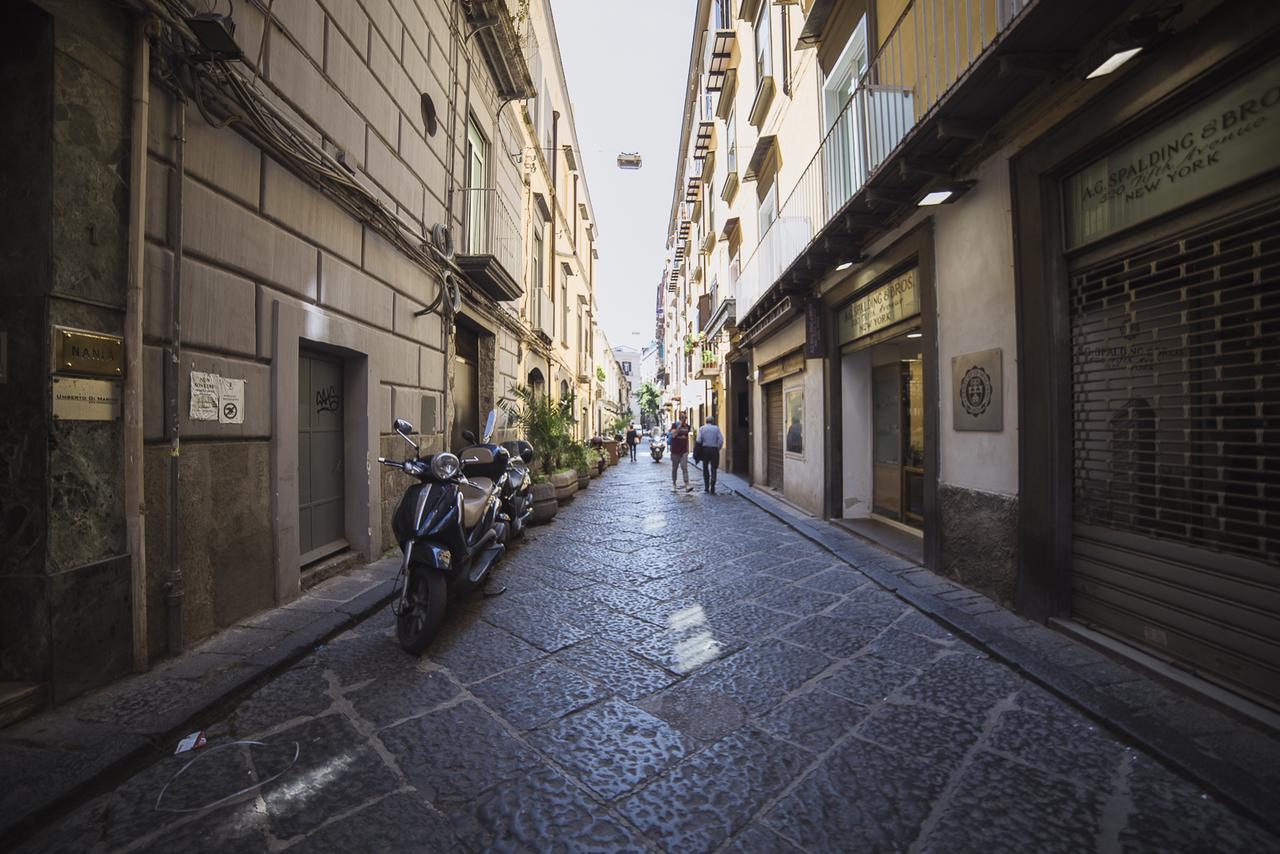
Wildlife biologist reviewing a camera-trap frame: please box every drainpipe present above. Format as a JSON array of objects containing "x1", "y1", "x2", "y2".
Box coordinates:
[
  {"x1": 165, "y1": 93, "x2": 187, "y2": 656},
  {"x1": 124, "y1": 18, "x2": 152, "y2": 672},
  {"x1": 548, "y1": 109, "x2": 560, "y2": 397}
]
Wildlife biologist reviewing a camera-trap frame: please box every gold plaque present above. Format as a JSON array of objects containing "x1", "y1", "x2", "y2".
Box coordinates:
[{"x1": 53, "y1": 326, "x2": 124, "y2": 377}]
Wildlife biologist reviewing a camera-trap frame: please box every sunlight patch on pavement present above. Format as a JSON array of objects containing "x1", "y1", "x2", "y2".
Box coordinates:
[
  {"x1": 668, "y1": 605, "x2": 723, "y2": 671},
  {"x1": 642, "y1": 513, "x2": 667, "y2": 532}
]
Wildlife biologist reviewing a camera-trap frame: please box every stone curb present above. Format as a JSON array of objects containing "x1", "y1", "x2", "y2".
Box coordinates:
[
  {"x1": 0, "y1": 560, "x2": 401, "y2": 849},
  {"x1": 718, "y1": 472, "x2": 1280, "y2": 837}
]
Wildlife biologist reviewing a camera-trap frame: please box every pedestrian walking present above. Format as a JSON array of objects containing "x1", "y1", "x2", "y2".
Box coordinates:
[
  {"x1": 668, "y1": 417, "x2": 692, "y2": 492},
  {"x1": 696, "y1": 416, "x2": 724, "y2": 494},
  {"x1": 626, "y1": 423, "x2": 639, "y2": 462}
]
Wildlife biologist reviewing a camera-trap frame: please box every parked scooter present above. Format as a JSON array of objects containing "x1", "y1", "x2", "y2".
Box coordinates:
[
  {"x1": 497, "y1": 439, "x2": 535, "y2": 540},
  {"x1": 379, "y1": 411, "x2": 507, "y2": 653},
  {"x1": 650, "y1": 433, "x2": 666, "y2": 462}
]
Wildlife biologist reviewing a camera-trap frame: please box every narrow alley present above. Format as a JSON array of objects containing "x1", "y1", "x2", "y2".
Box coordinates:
[{"x1": 17, "y1": 451, "x2": 1277, "y2": 853}]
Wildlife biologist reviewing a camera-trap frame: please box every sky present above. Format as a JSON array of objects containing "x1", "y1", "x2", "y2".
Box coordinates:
[{"x1": 548, "y1": 0, "x2": 694, "y2": 352}]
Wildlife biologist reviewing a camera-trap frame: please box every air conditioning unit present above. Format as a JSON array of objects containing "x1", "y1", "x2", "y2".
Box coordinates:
[{"x1": 617, "y1": 152, "x2": 643, "y2": 170}]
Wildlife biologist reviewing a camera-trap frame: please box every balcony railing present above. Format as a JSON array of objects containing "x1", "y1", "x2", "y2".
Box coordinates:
[
  {"x1": 458, "y1": 188, "x2": 523, "y2": 301},
  {"x1": 696, "y1": 347, "x2": 720, "y2": 379},
  {"x1": 734, "y1": 0, "x2": 1030, "y2": 317}
]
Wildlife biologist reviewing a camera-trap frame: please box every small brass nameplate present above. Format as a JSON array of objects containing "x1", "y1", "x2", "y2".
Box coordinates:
[{"x1": 53, "y1": 326, "x2": 124, "y2": 377}]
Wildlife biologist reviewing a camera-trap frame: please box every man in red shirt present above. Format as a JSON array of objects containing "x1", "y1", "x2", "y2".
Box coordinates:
[{"x1": 667, "y1": 416, "x2": 692, "y2": 493}]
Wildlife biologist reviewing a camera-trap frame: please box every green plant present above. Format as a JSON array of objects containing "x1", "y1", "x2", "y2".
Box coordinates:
[
  {"x1": 637, "y1": 382, "x2": 662, "y2": 425},
  {"x1": 683, "y1": 332, "x2": 705, "y2": 354},
  {"x1": 564, "y1": 441, "x2": 591, "y2": 474},
  {"x1": 500, "y1": 385, "x2": 575, "y2": 476},
  {"x1": 595, "y1": 365, "x2": 606, "y2": 382}
]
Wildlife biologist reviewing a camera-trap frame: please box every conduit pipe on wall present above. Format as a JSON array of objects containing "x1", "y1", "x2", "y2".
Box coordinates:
[
  {"x1": 165, "y1": 91, "x2": 187, "y2": 656},
  {"x1": 124, "y1": 17, "x2": 153, "y2": 672}
]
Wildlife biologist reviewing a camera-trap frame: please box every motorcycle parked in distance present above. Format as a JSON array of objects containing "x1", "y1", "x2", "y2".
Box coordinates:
[{"x1": 380, "y1": 411, "x2": 507, "y2": 653}]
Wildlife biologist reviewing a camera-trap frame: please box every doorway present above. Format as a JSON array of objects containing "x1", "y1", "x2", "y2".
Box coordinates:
[
  {"x1": 453, "y1": 324, "x2": 480, "y2": 451},
  {"x1": 870, "y1": 337, "x2": 924, "y2": 529},
  {"x1": 731, "y1": 361, "x2": 750, "y2": 472},
  {"x1": 299, "y1": 350, "x2": 346, "y2": 564},
  {"x1": 765, "y1": 381, "x2": 784, "y2": 490}
]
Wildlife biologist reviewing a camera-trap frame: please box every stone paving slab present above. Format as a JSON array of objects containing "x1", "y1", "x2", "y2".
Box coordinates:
[
  {"x1": 0, "y1": 556, "x2": 400, "y2": 846},
  {"x1": 717, "y1": 469, "x2": 1280, "y2": 839},
  {"x1": 7, "y1": 453, "x2": 1280, "y2": 852}
]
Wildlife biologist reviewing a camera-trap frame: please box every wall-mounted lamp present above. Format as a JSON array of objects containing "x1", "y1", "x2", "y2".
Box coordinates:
[
  {"x1": 835, "y1": 261, "x2": 854, "y2": 271},
  {"x1": 906, "y1": 332, "x2": 923, "y2": 339},
  {"x1": 184, "y1": 13, "x2": 242, "y2": 61},
  {"x1": 1085, "y1": 16, "x2": 1164, "y2": 80},
  {"x1": 916, "y1": 181, "x2": 975, "y2": 207},
  {"x1": 1086, "y1": 47, "x2": 1142, "y2": 79}
]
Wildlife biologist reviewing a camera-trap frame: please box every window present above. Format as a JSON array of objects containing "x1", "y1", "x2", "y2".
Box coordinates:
[
  {"x1": 530, "y1": 224, "x2": 544, "y2": 322},
  {"x1": 725, "y1": 108, "x2": 738, "y2": 174},
  {"x1": 714, "y1": 0, "x2": 732, "y2": 29},
  {"x1": 757, "y1": 181, "x2": 778, "y2": 240},
  {"x1": 465, "y1": 118, "x2": 488, "y2": 253},
  {"x1": 754, "y1": 0, "x2": 771, "y2": 84},
  {"x1": 561, "y1": 279, "x2": 569, "y2": 345}
]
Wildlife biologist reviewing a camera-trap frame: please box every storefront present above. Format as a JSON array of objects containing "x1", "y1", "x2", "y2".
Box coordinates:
[
  {"x1": 823, "y1": 225, "x2": 940, "y2": 565},
  {"x1": 748, "y1": 314, "x2": 826, "y2": 516},
  {"x1": 1014, "y1": 9, "x2": 1280, "y2": 708}
]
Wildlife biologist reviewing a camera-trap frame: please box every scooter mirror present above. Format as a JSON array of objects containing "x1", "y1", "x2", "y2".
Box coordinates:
[
  {"x1": 482, "y1": 409, "x2": 497, "y2": 443},
  {"x1": 462, "y1": 430, "x2": 477, "y2": 444},
  {"x1": 392, "y1": 419, "x2": 419, "y2": 452}
]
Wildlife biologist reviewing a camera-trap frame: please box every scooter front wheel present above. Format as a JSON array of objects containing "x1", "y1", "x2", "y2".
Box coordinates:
[{"x1": 397, "y1": 568, "x2": 447, "y2": 654}]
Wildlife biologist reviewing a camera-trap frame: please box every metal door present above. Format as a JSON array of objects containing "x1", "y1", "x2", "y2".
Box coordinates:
[
  {"x1": 765, "y1": 382, "x2": 784, "y2": 490},
  {"x1": 1069, "y1": 199, "x2": 1280, "y2": 708},
  {"x1": 299, "y1": 352, "x2": 345, "y2": 563}
]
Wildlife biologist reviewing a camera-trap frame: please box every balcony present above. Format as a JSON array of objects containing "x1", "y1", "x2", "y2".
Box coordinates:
[
  {"x1": 734, "y1": 0, "x2": 1047, "y2": 330},
  {"x1": 461, "y1": 0, "x2": 535, "y2": 100},
  {"x1": 577, "y1": 352, "x2": 591, "y2": 383},
  {"x1": 696, "y1": 348, "x2": 720, "y2": 380},
  {"x1": 457, "y1": 189, "x2": 523, "y2": 302}
]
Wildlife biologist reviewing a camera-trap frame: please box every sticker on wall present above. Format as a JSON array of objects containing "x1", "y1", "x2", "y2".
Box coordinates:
[
  {"x1": 190, "y1": 371, "x2": 220, "y2": 421},
  {"x1": 952, "y1": 348, "x2": 1003, "y2": 432},
  {"x1": 190, "y1": 370, "x2": 247, "y2": 424},
  {"x1": 219, "y1": 377, "x2": 245, "y2": 424}
]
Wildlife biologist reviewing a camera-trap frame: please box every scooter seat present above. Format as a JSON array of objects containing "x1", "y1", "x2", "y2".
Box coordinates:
[{"x1": 458, "y1": 478, "x2": 494, "y2": 529}]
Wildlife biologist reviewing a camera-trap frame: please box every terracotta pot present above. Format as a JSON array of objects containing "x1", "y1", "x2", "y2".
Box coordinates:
[{"x1": 529, "y1": 482, "x2": 558, "y2": 525}]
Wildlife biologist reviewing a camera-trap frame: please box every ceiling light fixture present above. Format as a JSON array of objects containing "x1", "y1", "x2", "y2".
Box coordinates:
[
  {"x1": 907, "y1": 332, "x2": 923, "y2": 339},
  {"x1": 836, "y1": 261, "x2": 854, "y2": 271},
  {"x1": 1086, "y1": 47, "x2": 1142, "y2": 79}
]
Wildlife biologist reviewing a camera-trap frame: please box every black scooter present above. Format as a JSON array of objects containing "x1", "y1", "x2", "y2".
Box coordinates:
[
  {"x1": 650, "y1": 434, "x2": 666, "y2": 462},
  {"x1": 498, "y1": 439, "x2": 535, "y2": 540},
  {"x1": 380, "y1": 412, "x2": 507, "y2": 653}
]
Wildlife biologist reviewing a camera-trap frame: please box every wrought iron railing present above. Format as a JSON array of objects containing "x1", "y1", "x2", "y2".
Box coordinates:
[
  {"x1": 460, "y1": 187, "x2": 521, "y2": 283},
  {"x1": 733, "y1": 0, "x2": 1031, "y2": 316}
]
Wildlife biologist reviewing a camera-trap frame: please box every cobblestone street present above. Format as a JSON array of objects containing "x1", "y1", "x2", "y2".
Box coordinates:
[{"x1": 22, "y1": 449, "x2": 1279, "y2": 853}]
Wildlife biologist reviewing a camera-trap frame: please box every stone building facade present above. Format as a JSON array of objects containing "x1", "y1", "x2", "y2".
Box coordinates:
[
  {"x1": 0, "y1": 0, "x2": 607, "y2": 711},
  {"x1": 660, "y1": 0, "x2": 1280, "y2": 710}
]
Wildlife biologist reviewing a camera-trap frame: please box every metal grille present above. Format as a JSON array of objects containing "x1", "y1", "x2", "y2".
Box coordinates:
[{"x1": 1071, "y1": 199, "x2": 1280, "y2": 566}]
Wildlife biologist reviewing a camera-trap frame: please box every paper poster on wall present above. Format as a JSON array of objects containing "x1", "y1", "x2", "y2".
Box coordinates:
[
  {"x1": 219, "y1": 377, "x2": 245, "y2": 424},
  {"x1": 190, "y1": 371, "x2": 220, "y2": 421}
]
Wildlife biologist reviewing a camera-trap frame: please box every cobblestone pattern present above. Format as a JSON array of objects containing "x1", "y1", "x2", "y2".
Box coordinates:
[{"x1": 19, "y1": 450, "x2": 1279, "y2": 852}]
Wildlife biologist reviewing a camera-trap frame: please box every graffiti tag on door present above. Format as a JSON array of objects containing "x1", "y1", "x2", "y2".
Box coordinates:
[{"x1": 316, "y1": 385, "x2": 341, "y2": 413}]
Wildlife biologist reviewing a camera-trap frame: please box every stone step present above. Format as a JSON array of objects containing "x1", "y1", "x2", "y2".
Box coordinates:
[
  {"x1": 301, "y1": 549, "x2": 363, "y2": 591},
  {"x1": 0, "y1": 682, "x2": 45, "y2": 730}
]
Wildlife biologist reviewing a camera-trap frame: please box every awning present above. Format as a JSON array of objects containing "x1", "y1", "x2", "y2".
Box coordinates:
[{"x1": 796, "y1": 0, "x2": 838, "y2": 48}]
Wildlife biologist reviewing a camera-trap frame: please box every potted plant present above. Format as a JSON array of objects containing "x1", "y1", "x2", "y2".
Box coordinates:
[
  {"x1": 502, "y1": 386, "x2": 573, "y2": 524},
  {"x1": 566, "y1": 441, "x2": 591, "y2": 491}
]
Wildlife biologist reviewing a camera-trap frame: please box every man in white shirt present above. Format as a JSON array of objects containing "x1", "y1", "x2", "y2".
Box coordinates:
[{"x1": 695, "y1": 416, "x2": 725, "y2": 494}]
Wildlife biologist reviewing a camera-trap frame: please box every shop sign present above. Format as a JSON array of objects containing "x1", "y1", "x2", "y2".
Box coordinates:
[
  {"x1": 52, "y1": 326, "x2": 123, "y2": 377},
  {"x1": 1065, "y1": 58, "x2": 1280, "y2": 248},
  {"x1": 52, "y1": 377, "x2": 121, "y2": 421},
  {"x1": 952, "y1": 348, "x2": 1002, "y2": 432},
  {"x1": 836, "y1": 269, "x2": 919, "y2": 345}
]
